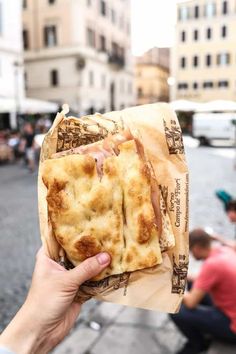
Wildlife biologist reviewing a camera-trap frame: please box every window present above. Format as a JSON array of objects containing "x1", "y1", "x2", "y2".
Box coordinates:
[
  {"x1": 203, "y1": 81, "x2": 214, "y2": 88},
  {"x1": 222, "y1": 1, "x2": 228, "y2": 14},
  {"x1": 221, "y1": 25, "x2": 227, "y2": 38},
  {"x1": 101, "y1": 74, "x2": 106, "y2": 89},
  {"x1": 111, "y1": 8, "x2": 116, "y2": 23},
  {"x1": 138, "y1": 87, "x2": 143, "y2": 97},
  {"x1": 218, "y1": 80, "x2": 229, "y2": 87},
  {"x1": 217, "y1": 53, "x2": 230, "y2": 65},
  {"x1": 177, "y1": 82, "x2": 188, "y2": 90},
  {"x1": 23, "y1": 0, "x2": 27, "y2": 9},
  {"x1": 205, "y1": 3, "x2": 216, "y2": 17},
  {"x1": 193, "y1": 82, "x2": 198, "y2": 90},
  {"x1": 48, "y1": 0, "x2": 56, "y2": 4},
  {"x1": 179, "y1": 7, "x2": 188, "y2": 20},
  {"x1": 126, "y1": 22, "x2": 130, "y2": 35},
  {"x1": 99, "y1": 35, "x2": 106, "y2": 52},
  {"x1": 206, "y1": 27, "x2": 212, "y2": 39},
  {"x1": 193, "y1": 55, "x2": 199, "y2": 67},
  {"x1": 193, "y1": 29, "x2": 198, "y2": 41},
  {"x1": 206, "y1": 54, "x2": 212, "y2": 66},
  {"x1": 87, "y1": 0, "x2": 92, "y2": 6},
  {"x1": 128, "y1": 82, "x2": 132, "y2": 94},
  {"x1": 119, "y1": 15, "x2": 124, "y2": 30},
  {"x1": 194, "y1": 5, "x2": 199, "y2": 18},
  {"x1": 50, "y1": 69, "x2": 59, "y2": 87},
  {"x1": 87, "y1": 28, "x2": 95, "y2": 47},
  {"x1": 112, "y1": 41, "x2": 119, "y2": 56},
  {"x1": 120, "y1": 79, "x2": 124, "y2": 93},
  {"x1": 181, "y1": 31, "x2": 186, "y2": 42},
  {"x1": 180, "y1": 56, "x2": 186, "y2": 68},
  {"x1": 44, "y1": 25, "x2": 57, "y2": 47},
  {"x1": 178, "y1": 8, "x2": 181, "y2": 20},
  {"x1": 24, "y1": 71, "x2": 28, "y2": 90},
  {"x1": 89, "y1": 70, "x2": 94, "y2": 86},
  {"x1": 100, "y1": 0, "x2": 106, "y2": 16},
  {"x1": 23, "y1": 29, "x2": 29, "y2": 50}
]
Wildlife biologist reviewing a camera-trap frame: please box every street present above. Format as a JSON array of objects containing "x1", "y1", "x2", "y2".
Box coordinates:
[{"x1": 0, "y1": 141, "x2": 236, "y2": 353}]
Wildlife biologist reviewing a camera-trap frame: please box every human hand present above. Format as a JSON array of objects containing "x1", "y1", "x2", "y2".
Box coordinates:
[
  {"x1": 0, "y1": 247, "x2": 111, "y2": 354},
  {"x1": 209, "y1": 233, "x2": 236, "y2": 251},
  {"x1": 187, "y1": 274, "x2": 196, "y2": 283}
]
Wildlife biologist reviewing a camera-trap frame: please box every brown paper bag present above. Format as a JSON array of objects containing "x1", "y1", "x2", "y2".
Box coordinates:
[{"x1": 38, "y1": 103, "x2": 189, "y2": 313}]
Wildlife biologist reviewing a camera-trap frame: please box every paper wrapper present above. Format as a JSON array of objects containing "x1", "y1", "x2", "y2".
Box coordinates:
[{"x1": 38, "y1": 103, "x2": 189, "y2": 313}]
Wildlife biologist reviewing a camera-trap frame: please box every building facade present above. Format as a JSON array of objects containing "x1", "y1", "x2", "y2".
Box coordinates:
[
  {"x1": 0, "y1": 0, "x2": 25, "y2": 129},
  {"x1": 23, "y1": 0, "x2": 135, "y2": 115},
  {"x1": 135, "y1": 47, "x2": 169, "y2": 105},
  {"x1": 171, "y1": 0, "x2": 236, "y2": 102}
]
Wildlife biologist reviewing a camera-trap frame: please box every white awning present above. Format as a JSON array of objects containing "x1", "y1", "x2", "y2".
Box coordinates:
[
  {"x1": 0, "y1": 97, "x2": 59, "y2": 114},
  {"x1": 170, "y1": 100, "x2": 204, "y2": 112},
  {"x1": 21, "y1": 98, "x2": 59, "y2": 114},
  {"x1": 195, "y1": 100, "x2": 236, "y2": 112},
  {"x1": 0, "y1": 98, "x2": 15, "y2": 112}
]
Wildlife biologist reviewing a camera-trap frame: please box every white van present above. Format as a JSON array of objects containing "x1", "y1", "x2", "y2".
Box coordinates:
[{"x1": 192, "y1": 112, "x2": 236, "y2": 145}]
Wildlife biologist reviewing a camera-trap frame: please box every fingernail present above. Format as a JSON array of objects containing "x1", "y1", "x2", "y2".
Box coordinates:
[{"x1": 96, "y1": 252, "x2": 110, "y2": 265}]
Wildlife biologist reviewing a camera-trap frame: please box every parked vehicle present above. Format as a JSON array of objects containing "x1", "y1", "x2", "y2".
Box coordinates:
[{"x1": 192, "y1": 113, "x2": 236, "y2": 146}]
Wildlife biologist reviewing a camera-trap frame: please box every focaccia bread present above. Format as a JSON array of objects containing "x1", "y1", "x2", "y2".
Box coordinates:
[{"x1": 42, "y1": 140, "x2": 162, "y2": 280}]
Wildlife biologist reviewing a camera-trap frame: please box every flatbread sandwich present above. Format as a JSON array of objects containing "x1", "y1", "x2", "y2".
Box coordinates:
[{"x1": 40, "y1": 107, "x2": 175, "y2": 281}]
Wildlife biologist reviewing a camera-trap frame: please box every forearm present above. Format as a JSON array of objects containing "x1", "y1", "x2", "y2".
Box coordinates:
[
  {"x1": 210, "y1": 233, "x2": 227, "y2": 245},
  {"x1": 187, "y1": 274, "x2": 196, "y2": 283},
  {"x1": 0, "y1": 250, "x2": 110, "y2": 354},
  {"x1": 210, "y1": 234, "x2": 236, "y2": 249},
  {"x1": 183, "y1": 288, "x2": 205, "y2": 309},
  {"x1": 183, "y1": 291, "x2": 195, "y2": 309},
  {"x1": 0, "y1": 304, "x2": 48, "y2": 354}
]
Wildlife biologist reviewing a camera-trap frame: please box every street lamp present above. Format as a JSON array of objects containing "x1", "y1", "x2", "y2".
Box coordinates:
[
  {"x1": 13, "y1": 60, "x2": 23, "y2": 129},
  {"x1": 167, "y1": 77, "x2": 176, "y2": 102},
  {"x1": 167, "y1": 77, "x2": 175, "y2": 87}
]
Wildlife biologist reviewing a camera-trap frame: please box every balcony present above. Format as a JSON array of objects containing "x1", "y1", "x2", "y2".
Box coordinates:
[{"x1": 108, "y1": 53, "x2": 125, "y2": 70}]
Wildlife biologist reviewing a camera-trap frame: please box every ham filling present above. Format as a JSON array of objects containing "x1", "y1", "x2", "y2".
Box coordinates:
[{"x1": 53, "y1": 128, "x2": 162, "y2": 232}]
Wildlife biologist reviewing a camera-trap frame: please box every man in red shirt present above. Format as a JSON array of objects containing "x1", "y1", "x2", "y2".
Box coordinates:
[{"x1": 171, "y1": 228, "x2": 236, "y2": 354}]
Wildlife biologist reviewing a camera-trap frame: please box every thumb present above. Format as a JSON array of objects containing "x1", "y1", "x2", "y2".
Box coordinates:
[{"x1": 69, "y1": 252, "x2": 111, "y2": 285}]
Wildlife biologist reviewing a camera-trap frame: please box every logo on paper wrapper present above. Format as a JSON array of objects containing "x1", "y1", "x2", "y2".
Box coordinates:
[
  {"x1": 171, "y1": 255, "x2": 188, "y2": 294},
  {"x1": 169, "y1": 178, "x2": 182, "y2": 228},
  {"x1": 56, "y1": 116, "x2": 122, "y2": 152},
  {"x1": 159, "y1": 185, "x2": 168, "y2": 215},
  {"x1": 163, "y1": 119, "x2": 184, "y2": 155},
  {"x1": 76, "y1": 272, "x2": 131, "y2": 303}
]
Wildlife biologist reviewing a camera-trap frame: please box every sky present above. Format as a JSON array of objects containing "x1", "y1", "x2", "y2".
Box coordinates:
[{"x1": 131, "y1": 0, "x2": 182, "y2": 55}]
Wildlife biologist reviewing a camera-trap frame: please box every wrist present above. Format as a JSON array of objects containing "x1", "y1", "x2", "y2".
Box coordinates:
[{"x1": 0, "y1": 304, "x2": 48, "y2": 354}]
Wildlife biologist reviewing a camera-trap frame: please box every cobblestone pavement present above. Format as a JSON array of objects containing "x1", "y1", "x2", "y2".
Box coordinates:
[
  {"x1": 0, "y1": 165, "x2": 41, "y2": 331},
  {"x1": 0, "y1": 141, "x2": 236, "y2": 353}
]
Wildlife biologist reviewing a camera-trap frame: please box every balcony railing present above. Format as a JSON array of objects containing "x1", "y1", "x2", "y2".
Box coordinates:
[{"x1": 108, "y1": 53, "x2": 125, "y2": 69}]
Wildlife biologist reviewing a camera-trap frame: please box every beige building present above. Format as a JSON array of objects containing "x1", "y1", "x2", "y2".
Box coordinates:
[
  {"x1": 171, "y1": 0, "x2": 236, "y2": 102},
  {"x1": 135, "y1": 47, "x2": 169, "y2": 105},
  {"x1": 22, "y1": 0, "x2": 134, "y2": 115},
  {"x1": 0, "y1": 0, "x2": 25, "y2": 129}
]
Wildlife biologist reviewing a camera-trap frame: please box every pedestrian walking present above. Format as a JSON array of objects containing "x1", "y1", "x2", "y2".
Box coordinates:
[{"x1": 22, "y1": 123, "x2": 36, "y2": 173}]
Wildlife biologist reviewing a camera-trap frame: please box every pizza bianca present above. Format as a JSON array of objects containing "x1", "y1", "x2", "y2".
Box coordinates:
[{"x1": 42, "y1": 123, "x2": 175, "y2": 280}]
